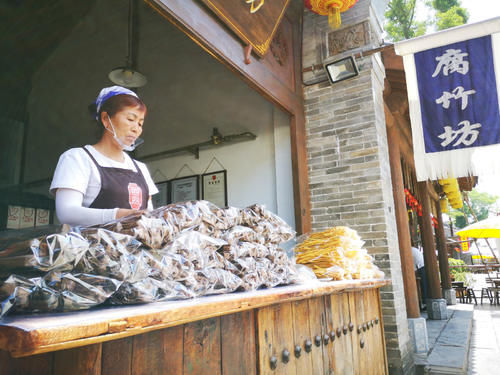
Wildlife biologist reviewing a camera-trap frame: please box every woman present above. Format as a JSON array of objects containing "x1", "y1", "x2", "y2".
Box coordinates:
[{"x1": 50, "y1": 86, "x2": 158, "y2": 226}]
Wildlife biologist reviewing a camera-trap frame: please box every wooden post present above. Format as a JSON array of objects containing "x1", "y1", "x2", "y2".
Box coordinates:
[
  {"x1": 435, "y1": 199, "x2": 452, "y2": 290},
  {"x1": 385, "y1": 109, "x2": 420, "y2": 318},
  {"x1": 417, "y1": 182, "x2": 442, "y2": 299}
]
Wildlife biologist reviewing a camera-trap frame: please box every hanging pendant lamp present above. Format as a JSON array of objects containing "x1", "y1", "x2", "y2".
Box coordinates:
[
  {"x1": 108, "y1": 0, "x2": 147, "y2": 88},
  {"x1": 303, "y1": 0, "x2": 359, "y2": 29}
]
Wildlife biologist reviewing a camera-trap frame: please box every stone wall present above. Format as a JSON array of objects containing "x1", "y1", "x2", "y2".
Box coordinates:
[{"x1": 302, "y1": 0, "x2": 414, "y2": 373}]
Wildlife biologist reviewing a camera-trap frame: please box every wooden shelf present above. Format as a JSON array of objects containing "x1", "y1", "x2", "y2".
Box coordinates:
[{"x1": 0, "y1": 279, "x2": 389, "y2": 357}]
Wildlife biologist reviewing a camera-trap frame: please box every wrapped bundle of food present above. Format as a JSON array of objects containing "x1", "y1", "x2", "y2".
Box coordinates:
[
  {"x1": 222, "y1": 226, "x2": 263, "y2": 246},
  {"x1": 193, "y1": 268, "x2": 242, "y2": 295},
  {"x1": 30, "y1": 232, "x2": 90, "y2": 272},
  {"x1": 57, "y1": 273, "x2": 121, "y2": 311},
  {"x1": 111, "y1": 278, "x2": 195, "y2": 304},
  {"x1": 163, "y1": 231, "x2": 227, "y2": 270},
  {"x1": 75, "y1": 229, "x2": 141, "y2": 281},
  {"x1": 295, "y1": 226, "x2": 384, "y2": 280},
  {"x1": 242, "y1": 204, "x2": 295, "y2": 244}
]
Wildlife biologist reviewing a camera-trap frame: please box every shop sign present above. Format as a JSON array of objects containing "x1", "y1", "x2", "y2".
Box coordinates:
[
  {"x1": 395, "y1": 19, "x2": 500, "y2": 181},
  {"x1": 199, "y1": 0, "x2": 290, "y2": 56},
  {"x1": 460, "y1": 236, "x2": 470, "y2": 252}
]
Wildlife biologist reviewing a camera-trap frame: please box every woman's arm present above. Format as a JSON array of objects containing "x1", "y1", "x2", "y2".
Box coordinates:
[{"x1": 56, "y1": 188, "x2": 119, "y2": 226}]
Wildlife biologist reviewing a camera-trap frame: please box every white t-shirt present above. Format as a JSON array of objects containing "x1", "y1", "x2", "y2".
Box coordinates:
[
  {"x1": 50, "y1": 145, "x2": 159, "y2": 206},
  {"x1": 412, "y1": 247, "x2": 425, "y2": 271}
]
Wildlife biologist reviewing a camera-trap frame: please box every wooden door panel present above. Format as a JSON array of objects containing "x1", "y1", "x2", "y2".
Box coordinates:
[
  {"x1": 257, "y1": 302, "x2": 296, "y2": 375},
  {"x1": 221, "y1": 311, "x2": 257, "y2": 375},
  {"x1": 291, "y1": 299, "x2": 314, "y2": 374},
  {"x1": 183, "y1": 318, "x2": 221, "y2": 375}
]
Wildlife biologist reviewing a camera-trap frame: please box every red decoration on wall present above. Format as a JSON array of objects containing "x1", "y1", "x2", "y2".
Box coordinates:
[{"x1": 404, "y1": 188, "x2": 422, "y2": 216}]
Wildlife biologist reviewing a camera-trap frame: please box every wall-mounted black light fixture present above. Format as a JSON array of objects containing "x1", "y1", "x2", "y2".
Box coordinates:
[{"x1": 324, "y1": 56, "x2": 359, "y2": 84}]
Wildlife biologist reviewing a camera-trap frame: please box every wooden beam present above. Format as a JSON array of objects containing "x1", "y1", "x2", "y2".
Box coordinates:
[
  {"x1": 435, "y1": 199, "x2": 452, "y2": 290},
  {"x1": 418, "y1": 181, "x2": 442, "y2": 300},
  {"x1": 386, "y1": 121, "x2": 421, "y2": 319}
]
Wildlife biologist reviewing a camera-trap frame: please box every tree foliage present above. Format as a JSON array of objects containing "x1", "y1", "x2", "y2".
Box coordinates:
[
  {"x1": 435, "y1": 4, "x2": 469, "y2": 30},
  {"x1": 449, "y1": 189, "x2": 499, "y2": 229},
  {"x1": 385, "y1": 0, "x2": 469, "y2": 41},
  {"x1": 385, "y1": 0, "x2": 427, "y2": 41}
]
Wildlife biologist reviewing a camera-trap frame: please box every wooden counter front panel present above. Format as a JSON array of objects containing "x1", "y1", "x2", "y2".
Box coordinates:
[
  {"x1": 256, "y1": 291, "x2": 387, "y2": 375},
  {"x1": 0, "y1": 287, "x2": 387, "y2": 375}
]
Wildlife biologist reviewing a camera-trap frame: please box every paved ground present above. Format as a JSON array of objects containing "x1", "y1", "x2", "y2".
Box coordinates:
[
  {"x1": 467, "y1": 304, "x2": 500, "y2": 374},
  {"x1": 416, "y1": 271, "x2": 500, "y2": 374}
]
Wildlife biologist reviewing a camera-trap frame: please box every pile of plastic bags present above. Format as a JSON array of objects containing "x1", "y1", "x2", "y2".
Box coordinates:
[{"x1": 0, "y1": 201, "x2": 297, "y2": 317}]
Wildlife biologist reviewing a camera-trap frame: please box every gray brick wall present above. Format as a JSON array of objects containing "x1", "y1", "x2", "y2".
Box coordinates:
[{"x1": 302, "y1": 1, "x2": 414, "y2": 374}]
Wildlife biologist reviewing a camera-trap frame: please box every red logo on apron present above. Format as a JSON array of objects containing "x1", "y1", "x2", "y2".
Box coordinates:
[{"x1": 128, "y1": 183, "x2": 143, "y2": 210}]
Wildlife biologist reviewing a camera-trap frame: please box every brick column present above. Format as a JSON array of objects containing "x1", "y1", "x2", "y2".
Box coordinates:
[{"x1": 302, "y1": 0, "x2": 413, "y2": 373}]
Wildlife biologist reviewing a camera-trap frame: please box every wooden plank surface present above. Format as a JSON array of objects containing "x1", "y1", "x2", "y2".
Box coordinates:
[
  {"x1": 291, "y1": 299, "x2": 314, "y2": 374},
  {"x1": 53, "y1": 344, "x2": 101, "y2": 375},
  {"x1": 370, "y1": 289, "x2": 388, "y2": 374},
  {"x1": 131, "y1": 330, "x2": 171, "y2": 375},
  {"x1": 221, "y1": 311, "x2": 256, "y2": 375},
  {"x1": 307, "y1": 296, "x2": 326, "y2": 375},
  {"x1": 102, "y1": 338, "x2": 132, "y2": 375},
  {"x1": 0, "y1": 279, "x2": 389, "y2": 357},
  {"x1": 257, "y1": 302, "x2": 296, "y2": 375},
  {"x1": 323, "y1": 292, "x2": 337, "y2": 373},
  {"x1": 349, "y1": 291, "x2": 366, "y2": 375},
  {"x1": 328, "y1": 293, "x2": 349, "y2": 374},
  {"x1": 0, "y1": 350, "x2": 53, "y2": 375},
  {"x1": 183, "y1": 318, "x2": 221, "y2": 375}
]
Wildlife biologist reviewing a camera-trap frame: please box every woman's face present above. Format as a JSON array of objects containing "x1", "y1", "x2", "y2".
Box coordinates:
[{"x1": 103, "y1": 105, "x2": 146, "y2": 146}]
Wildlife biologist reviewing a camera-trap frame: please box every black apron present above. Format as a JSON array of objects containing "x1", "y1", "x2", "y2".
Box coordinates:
[{"x1": 82, "y1": 147, "x2": 149, "y2": 210}]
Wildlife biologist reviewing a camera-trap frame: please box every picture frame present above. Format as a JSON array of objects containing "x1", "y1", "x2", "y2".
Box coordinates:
[
  {"x1": 168, "y1": 175, "x2": 200, "y2": 204},
  {"x1": 201, "y1": 170, "x2": 228, "y2": 208},
  {"x1": 152, "y1": 181, "x2": 168, "y2": 208}
]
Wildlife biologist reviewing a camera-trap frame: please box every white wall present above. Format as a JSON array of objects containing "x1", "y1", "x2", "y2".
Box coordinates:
[{"x1": 24, "y1": 0, "x2": 295, "y2": 228}]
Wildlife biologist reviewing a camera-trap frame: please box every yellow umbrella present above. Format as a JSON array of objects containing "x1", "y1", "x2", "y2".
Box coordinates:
[{"x1": 456, "y1": 216, "x2": 500, "y2": 239}]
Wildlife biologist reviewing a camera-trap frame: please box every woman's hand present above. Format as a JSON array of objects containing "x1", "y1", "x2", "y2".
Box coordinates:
[{"x1": 116, "y1": 208, "x2": 145, "y2": 219}]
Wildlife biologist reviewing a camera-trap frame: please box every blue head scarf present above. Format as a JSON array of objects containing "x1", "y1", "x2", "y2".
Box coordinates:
[{"x1": 95, "y1": 86, "x2": 139, "y2": 120}]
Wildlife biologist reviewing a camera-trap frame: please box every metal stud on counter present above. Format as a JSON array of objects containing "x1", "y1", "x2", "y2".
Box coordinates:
[
  {"x1": 270, "y1": 356, "x2": 278, "y2": 370},
  {"x1": 343, "y1": 325, "x2": 348, "y2": 335},
  {"x1": 282, "y1": 349, "x2": 290, "y2": 364},
  {"x1": 348, "y1": 322, "x2": 354, "y2": 332},
  {"x1": 315, "y1": 335, "x2": 322, "y2": 347},
  {"x1": 336, "y1": 327, "x2": 342, "y2": 337},
  {"x1": 360, "y1": 338, "x2": 365, "y2": 349},
  {"x1": 375, "y1": 317, "x2": 379, "y2": 324},
  {"x1": 294, "y1": 345, "x2": 302, "y2": 358},
  {"x1": 330, "y1": 330, "x2": 336, "y2": 341},
  {"x1": 323, "y1": 334, "x2": 330, "y2": 345},
  {"x1": 305, "y1": 339, "x2": 313, "y2": 353},
  {"x1": 363, "y1": 323, "x2": 367, "y2": 332},
  {"x1": 357, "y1": 325, "x2": 362, "y2": 334}
]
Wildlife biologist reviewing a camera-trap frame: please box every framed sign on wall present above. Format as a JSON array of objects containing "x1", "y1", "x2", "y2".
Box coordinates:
[
  {"x1": 202, "y1": 170, "x2": 227, "y2": 208},
  {"x1": 152, "y1": 181, "x2": 168, "y2": 208},
  {"x1": 169, "y1": 175, "x2": 200, "y2": 204}
]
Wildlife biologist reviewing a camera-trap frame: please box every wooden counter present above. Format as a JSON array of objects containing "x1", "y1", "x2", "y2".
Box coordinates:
[{"x1": 0, "y1": 279, "x2": 390, "y2": 374}]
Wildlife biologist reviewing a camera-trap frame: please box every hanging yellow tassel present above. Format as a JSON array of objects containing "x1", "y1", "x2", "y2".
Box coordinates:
[{"x1": 328, "y1": 6, "x2": 341, "y2": 29}]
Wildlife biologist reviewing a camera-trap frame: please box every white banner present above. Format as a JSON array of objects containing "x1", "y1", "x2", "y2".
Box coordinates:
[{"x1": 395, "y1": 17, "x2": 500, "y2": 181}]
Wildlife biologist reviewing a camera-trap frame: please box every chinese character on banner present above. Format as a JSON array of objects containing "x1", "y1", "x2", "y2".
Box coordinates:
[
  {"x1": 460, "y1": 236, "x2": 469, "y2": 253},
  {"x1": 395, "y1": 19, "x2": 500, "y2": 181},
  {"x1": 415, "y1": 36, "x2": 500, "y2": 154}
]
